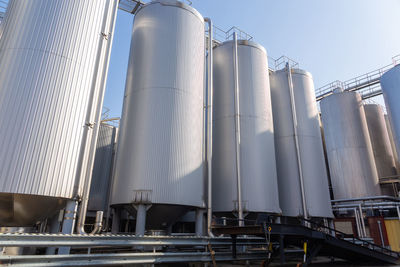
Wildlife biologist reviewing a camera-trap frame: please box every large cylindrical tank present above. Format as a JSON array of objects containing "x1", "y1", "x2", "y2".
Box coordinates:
[
  {"x1": 110, "y1": 1, "x2": 205, "y2": 229},
  {"x1": 381, "y1": 65, "x2": 400, "y2": 161},
  {"x1": 320, "y1": 91, "x2": 381, "y2": 199},
  {"x1": 385, "y1": 115, "x2": 400, "y2": 170},
  {"x1": 212, "y1": 40, "x2": 281, "y2": 216},
  {"x1": 88, "y1": 123, "x2": 118, "y2": 213},
  {"x1": 364, "y1": 104, "x2": 397, "y2": 196},
  {"x1": 270, "y1": 68, "x2": 332, "y2": 218},
  {"x1": 0, "y1": 0, "x2": 117, "y2": 226}
]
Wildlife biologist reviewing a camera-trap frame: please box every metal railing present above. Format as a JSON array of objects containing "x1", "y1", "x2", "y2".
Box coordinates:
[
  {"x1": 315, "y1": 54, "x2": 400, "y2": 101},
  {"x1": 118, "y1": 0, "x2": 145, "y2": 14},
  {"x1": 301, "y1": 218, "x2": 400, "y2": 259}
]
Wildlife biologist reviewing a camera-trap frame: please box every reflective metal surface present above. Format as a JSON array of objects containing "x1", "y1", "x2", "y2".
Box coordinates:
[
  {"x1": 212, "y1": 40, "x2": 280, "y2": 214},
  {"x1": 88, "y1": 124, "x2": 117, "y2": 213},
  {"x1": 270, "y1": 68, "x2": 333, "y2": 218},
  {"x1": 364, "y1": 104, "x2": 398, "y2": 195},
  {"x1": 0, "y1": 0, "x2": 117, "y2": 225},
  {"x1": 385, "y1": 115, "x2": 400, "y2": 171},
  {"x1": 381, "y1": 65, "x2": 400, "y2": 161},
  {"x1": 320, "y1": 92, "x2": 381, "y2": 199},
  {"x1": 111, "y1": 1, "x2": 205, "y2": 224}
]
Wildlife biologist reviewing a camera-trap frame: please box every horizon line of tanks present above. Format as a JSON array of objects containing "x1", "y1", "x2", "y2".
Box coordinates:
[{"x1": 0, "y1": 0, "x2": 400, "y2": 240}]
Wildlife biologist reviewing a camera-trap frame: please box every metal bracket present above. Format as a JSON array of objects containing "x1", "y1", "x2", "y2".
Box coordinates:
[
  {"x1": 85, "y1": 122, "x2": 95, "y2": 128},
  {"x1": 101, "y1": 32, "x2": 110, "y2": 40}
]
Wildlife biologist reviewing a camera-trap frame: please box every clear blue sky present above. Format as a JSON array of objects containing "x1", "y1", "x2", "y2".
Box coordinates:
[{"x1": 104, "y1": 0, "x2": 400, "y2": 118}]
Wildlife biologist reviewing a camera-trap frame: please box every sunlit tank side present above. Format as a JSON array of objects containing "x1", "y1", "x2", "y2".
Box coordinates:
[
  {"x1": 385, "y1": 115, "x2": 400, "y2": 171},
  {"x1": 212, "y1": 40, "x2": 281, "y2": 217},
  {"x1": 270, "y1": 68, "x2": 333, "y2": 218},
  {"x1": 88, "y1": 123, "x2": 118, "y2": 214},
  {"x1": 110, "y1": 1, "x2": 205, "y2": 230},
  {"x1": 364, "y1": 104, "x2": 398, "y2": 196},
  {"x1": 0, "y1": 0, "x2": 117, "y2": 226},
  {"x1": 320, "y1": 91, "x2": 381, "y2": 199},
  {"x1": 381, "y1": 65, "x2": 400, "y2": 162}
]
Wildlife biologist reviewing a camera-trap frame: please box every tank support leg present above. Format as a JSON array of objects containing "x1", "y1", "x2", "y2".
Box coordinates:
[
  {"x1": 111, "y1": 208, "x2": 121, "y2": 233},
  {"x1": 46, "y1": 213, "x2": 62, "y2": 255},
  {"x1": 135, "y1": 204, "x2": 147, "y2": 236},
  {"x1": 195, "y1": 209, "x2": 204, "y2": 236},
  {"x1": 58, "y1": 200, "x2": 78, "y2": 254}
]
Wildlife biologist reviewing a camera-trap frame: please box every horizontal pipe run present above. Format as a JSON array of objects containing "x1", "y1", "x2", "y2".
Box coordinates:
[
  {"x1": 0, "y1": 252, "x2": 267, "y2": 266},
  {"x1": 0, "y1": 234, "x2": 265, "y2": 248},
  {"x1": 331, "y1": 196, "x2": 400, "y2": 203}
]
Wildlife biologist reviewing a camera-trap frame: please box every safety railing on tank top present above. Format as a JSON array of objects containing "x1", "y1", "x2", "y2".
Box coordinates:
[
  {"x1": 315, "y1": 54, "x2": 400, "y2": 101},
  {"x1": 0, "y1": 0, "x2": 7, "y2": 16}
]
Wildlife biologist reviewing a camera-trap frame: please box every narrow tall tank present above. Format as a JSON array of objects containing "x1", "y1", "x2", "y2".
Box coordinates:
[
  {"x1": 0, "y1": 0, "x2": 117, "y2": 226},
  {"x1": 381, "y1": 65, "x2": 400, "y2": 161},
  {"x1": 212, "y1": 40, "x2": 281, "y2": 216},
  {"x1": 88, "y1": 123, "x2": 118, "y2": 213},
  {"x1": 270, "y1": 68, "x2": 333, "y2": 218},
  {"x1": 364, "y1": 104, "x2": 397, "y2": 196},
  {"x1": 320, "y1": 91, "x2": 381, "y2": 199},
  {"x1": 110, "y1": 1, "x2": 205, "y2": 229}
]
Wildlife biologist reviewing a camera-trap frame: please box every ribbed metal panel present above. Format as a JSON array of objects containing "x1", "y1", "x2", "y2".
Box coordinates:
[
  {"x1": 364, "y1": 104, "x2": 397, "y2": 196},
  {"x1": 212, "y1": 40, "x2": 280, "y2": 214},
  {"x1": 0, "y1": 0, "x2": 117, "y2": 199},
  {"x1": 385, "y1": 115, "x2": 400, "y2": 171},
  {"x1": 320, "y1": 91, "x2": 381, "y2": 199},
  {"x1": 270, "y1": 69, "x2": 333, "y2": 218},
  {"x1": 88, "y1": 123, "x2": 117, "y2": 212},
  {"x1": 111, "y1": 1, "x2": 205, "y2": 209},
  {"x1": 381, "y1": 65, "x2": 400, "y2": 162}
]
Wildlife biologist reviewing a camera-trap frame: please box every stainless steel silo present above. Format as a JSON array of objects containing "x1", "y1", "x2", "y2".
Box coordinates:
[
  {"x1": 88, "y1": 123, "x2": 118, "y2": 213},
  {"x1": 364, "y1": 104, "x2": 398, "y2": 196},
  {"x1": 212, "y1": 39, "x2": 281, "y2": 220},
  {"x1": 385, "y1": 115, "x2": 400, "y2": 171},
  {"x1": 320, "y1": 91, "x2": 381, "y2": 199},
  {"x1": 110, "y1": 1, "x2": 205, "y2": 233},
  {"x1": 270, "y1": 68, "x2": 333, "y2": 218},
  {"x1": 381, "y1": 65, "x2": 400, "y2": 161},
  {"x1": 0, "y1": 0, "x2": 118, "y2": 226}
]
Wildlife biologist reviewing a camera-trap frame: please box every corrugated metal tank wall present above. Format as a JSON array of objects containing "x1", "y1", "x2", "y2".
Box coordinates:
[
  {"x1": 320, "y1": 91, "x2": 381, "y2": 199},
  {"x1": 88, "y1": 123, "x2": 117, "y2": 213},
  {"x1": 364, "y1": 104, "x2": 397, "y2": 196},
  {"x1": 385, "y1": 115, "x2": 400, "y2": 171},
  {"x1": 270, "y1": 68, "x2": 333, "y2": 218},
  {"x1": 381, "y1": 65, "x2": 400, "y2": 162},
  {"x1": 110, "y1": 1, "x2": 205, "y2": 222},
  {"x1": 212, "y1": 40, "x2": 281, "y2": 214},
  {"x1": 0, "y1": 0, "x2": 117, "y2": 226}
]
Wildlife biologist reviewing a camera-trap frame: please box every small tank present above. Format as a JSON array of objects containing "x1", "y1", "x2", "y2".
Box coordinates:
[
  {"x1": 270, "y1": 68, "x2": 332, "y2": 218},
  {"x1": 364, "y1": 104, "x2": 398, "y2": 196},
  {"x1": 320, "y1": 91, "x2": 381, "y2": 199},
  {"x1": 212, "y1": 39, "x2": 281, "y2": 219}
]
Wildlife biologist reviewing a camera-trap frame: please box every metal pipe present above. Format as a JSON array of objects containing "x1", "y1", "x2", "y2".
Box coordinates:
[
  {"x1": 331, "y1": 195, "x2": 400, "y2": 203},
  {"x1": 377, "y1": 220, "x2": 384, "y2": 246},
  {"x1": 354, "y1": 208, "x2": 361, "y2": 238},
  {"x1": 204, "y1": 17, "x2": 214, "y2": 237},
  {"x1": 286, "y1": 63, "x2": 308, "y2": 223},
  {"x1": 232, "y1": 32, "x2": 243, "y2": 226},
  {"x1": 358, "y1": 204, "x2": 366, "y2": 238},
  {"x1": 397, "y1": 206, "x2": 400, "y2": 221},
  {"x1": 76, "y1": 0, "x2": 119, "y2": 235},
  {"x1": 135, "y1": 205, "x2": 147, "y2": 236}
]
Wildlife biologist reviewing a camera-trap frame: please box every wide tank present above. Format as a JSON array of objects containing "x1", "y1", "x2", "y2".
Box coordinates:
[
  {"x1": 270, "y1": 68, "x2": 333, "y2": 218},
  {"x1": 212, "y1": 40, "x2": 281, "y2": 216},
  {"x1": 320, "y1": 91, "x2": 381, "y2": 199},
  {"x1": 364, "y1": 104, "x2": 397, "y2": 196},
  {"x1": 88, "y1": 123, "x2": 118, "y2": 213},
  {"x1": 385, "y1": 115, "x2": 400, "y2": 170},
  {"x1": 0, "y1": 0, "x2": 117, "y2": 226},
  {"x1": 381, "y1": 65, "x2": 400, "y2": 161},
  {"x1": 110, "y1": 1, "x2": 205, "y2": 229}
]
